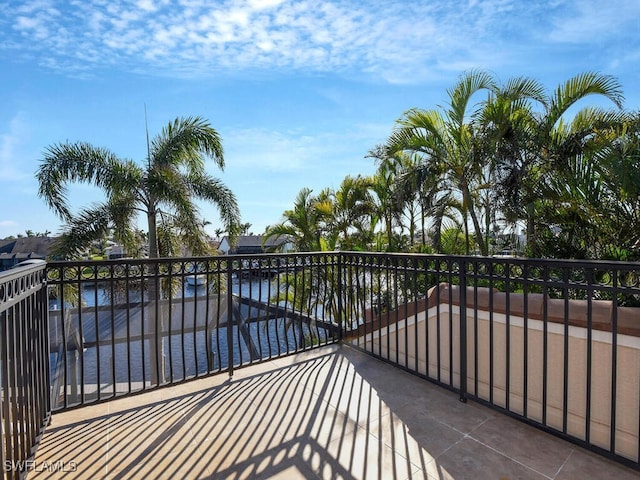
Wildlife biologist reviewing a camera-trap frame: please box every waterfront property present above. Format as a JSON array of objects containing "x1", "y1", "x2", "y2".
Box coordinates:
[
  {"x1": 0, "y1": 237, "x2": 53, "y2": 271},
  {"x1": 2, "y1": 253, "x2": 640, "y2": 478},
  {"x1": 218, "y1": 235, "x2": 293, "y2": 255}
]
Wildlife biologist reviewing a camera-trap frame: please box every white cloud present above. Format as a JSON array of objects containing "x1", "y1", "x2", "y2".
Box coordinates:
[
  {"x1": 547, "y1": 0, "x2": 640, "y2": 43},
  {"x1": 0, "y1": 0, "x2": 636, "y2": 83},
  {"x1": 136, "y1": 0, "x2": 158, "y2": 12},
  {"x1": 248, "y1": 0, "x2": 285, "y2": 10},
  {"x1": 0, "y1": 1, "x2": 471, "y2": 78}
]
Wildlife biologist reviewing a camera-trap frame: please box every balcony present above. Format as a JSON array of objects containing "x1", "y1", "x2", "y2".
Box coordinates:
[
  {"x1": 2, "y1": 253, "x2": 640, "y2": 478},
  {"x1": 28, "y1": 344, "x2": 638, "y2": 479}
]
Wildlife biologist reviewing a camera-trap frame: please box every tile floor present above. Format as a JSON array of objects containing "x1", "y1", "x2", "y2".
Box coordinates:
[{"x1": 32, "y1": 344, "x2": 639, "y2": 479}]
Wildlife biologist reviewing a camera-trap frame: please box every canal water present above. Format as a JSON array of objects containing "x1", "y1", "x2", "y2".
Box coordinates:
[{"x1": 52, "y1": 278, "x2": 334, "y2": 405}]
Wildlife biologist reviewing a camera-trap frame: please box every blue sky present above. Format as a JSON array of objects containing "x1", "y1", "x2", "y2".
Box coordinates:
[{"x1": 0, "y1": 0, "x2": 638, "y2": 239}]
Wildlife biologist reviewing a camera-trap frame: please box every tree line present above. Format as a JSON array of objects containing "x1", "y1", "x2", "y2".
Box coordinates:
[
  {"x1": 264, "y1": 70, "x2": 640, "y2": 260},
  {"x1": 36, "y1": 72, "x2": 639, "y2": 261}
]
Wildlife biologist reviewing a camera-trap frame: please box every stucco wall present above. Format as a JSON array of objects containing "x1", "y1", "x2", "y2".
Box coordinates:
[{"x1": 349, "y1": 302, "x2": 640, "y2": 461}]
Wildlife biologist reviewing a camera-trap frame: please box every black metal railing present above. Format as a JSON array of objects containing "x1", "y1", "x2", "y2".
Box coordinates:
[
  {"x1": 340, "y1": 252, "x2": 640, "y2": 470},
  {"x1": 2, "y1": 251, "x2": 640, "y2": 475},
  {"x1": 45, "y1": 253, "x2": 341, "y2": 410},
  {"x1": 0, "y1": 262, "x2": 50, "y2": 480}
]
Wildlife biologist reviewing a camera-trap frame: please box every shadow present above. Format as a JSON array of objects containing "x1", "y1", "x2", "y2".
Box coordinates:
[{"x1": 32, "y1": 345, "x2": 636, "y2": 479}]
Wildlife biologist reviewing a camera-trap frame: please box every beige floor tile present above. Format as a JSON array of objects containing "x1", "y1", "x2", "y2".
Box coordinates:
[
  {"x1": 164, "y1": 371, "x2": 231, "y2": 397},
  {"x1": 469, "y1": 414, "x2": 575, "y2": 477},
  {"x1": 312, "y1": 365, "x2": 394, "y2": 429},
  {"x1": 104, "y1": 390, "x2": 167, "y2": 415},
  {"x1": 428, "y1": 437, "x2": 549, "y2": 480},
  {"x1": 290, "y1": 396, "x2": 359, "y2": 446},
  {"x1": 106, "y1": 438, "x2": 214, "y2": 480},
  {"x1": 370, "y1": 410, "x2": 463, "y2": 469},
  {"x1": 408, "y1": 391, "x2": 497, "y2": 435},
  {"x1": 309, "y1": 426, "x2": 422, "y2": 480},
  {"x1": 187, "y1": 402, "x2": 289, "y2": 474},
  {"x1": 31, "y1": 417, "x2": 110, "y2": 479},
  {"x1": 50, "y1": 402, "x2": 110, "y2": 423},
  {"x1": 269, "y1": 343, "x2": 340, "y2": 368},
  {"x1": 32, "y1": 345, "x2": 639, "y2": 480},
  {"x1": 555, "y1": 448, "x2": 640, "y2": 480},
  {"x1": 201, "y1": 441, "x2": 317, "y2": 480}
]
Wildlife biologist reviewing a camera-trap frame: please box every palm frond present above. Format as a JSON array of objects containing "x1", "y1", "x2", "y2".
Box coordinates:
[
  {"x1": 50, "y1": 204, "x2": 113, "y2": 259},
  {"x1": 547, "y1": 72, "x2": 624, "y2": 131},
  {"x1": 36, "y1": 142, "x2": 131, "y2": 221},
  {"x1": 447, "y1": 69, "x2": 497, "y2": 129},
  {"x1": 151, "y1": 116, "x2": 224, "y2": 172},
  {"x1": 188, "y1": 172, "x2": 241, "y2": 238}
]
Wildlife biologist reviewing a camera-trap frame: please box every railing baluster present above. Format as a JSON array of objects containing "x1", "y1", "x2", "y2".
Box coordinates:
[
  {"x1": 459, "y1": 258, "x2": 467, "y2": 403},
  {"x1": 110, "y1": 263, "x2": 116, "y2": 398},
  {"x1": 226, "y1": 258, "x2": 234, "y2": 376}
]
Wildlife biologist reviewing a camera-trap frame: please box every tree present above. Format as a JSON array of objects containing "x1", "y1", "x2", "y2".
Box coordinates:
[
  {"x1": 36, "y1": 116, "x2": 241, "y2": 259},
  {"x1": 594, "y1": 112, "x2": 640, "y2": 258},
  {"x1": 328, "y1": 175, "x2": 375, "y2": 250},
  {"x1": 483, "y1": 73, "x2": 625, "y2": 256},
  {"x1": 23, "y1": 229, "x2": 51, "y2": 237},
  {"x1": 263, "y1": 187, "x2": 333, "y2": 252},
  {"x1": 534, "y1": 109, "x2": 638, "y2": 259},
  {"x1": 386, "y1": 70, "x2": 498, "y2": 255},
  {"x1": 238, "y1": 222, "x2": 253, "y2": 236},
  {"x1": 37, "y1": 116, "x2": 241, "y2": 385},
  {"x1": 479, "y1": 76, "x2": 547, "y2": 239},
  {"x1": 366, "y1": 146, "x2": 408, "y2": 251}
]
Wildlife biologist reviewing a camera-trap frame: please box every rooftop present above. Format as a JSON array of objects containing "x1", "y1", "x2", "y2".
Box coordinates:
[{"x1": 33, "y1": 345, "x2": 637, "y2": 480}]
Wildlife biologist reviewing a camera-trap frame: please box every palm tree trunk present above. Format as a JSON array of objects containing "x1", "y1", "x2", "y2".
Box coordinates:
[
  {"x1": 420, "y1": 199, "x2": 427, "y2": 247},
  {"x1": 485, "y1": 191, "x2": 491, "y2": 254},
  {"x1": 433, "y1": 207, "x2": 444, "y2": 253},
  {"x1": 463, "y1": 187, "x2": 488, "y2": 256},
  {"x1": 146, "y1": 210, "x2": 165, "y2": 385},
  {"x1": 526, "y1": 201, "x2": 536, "y2": 257},
  {"x1": 147, "y1": 210, "x2": 158, "y2": 259},
  {"x1": 386, "y1": 215, "x2": 393, "y2": 250},
  {"x1": 463, "y1": 215, "x2": 470, "y2": 255}
]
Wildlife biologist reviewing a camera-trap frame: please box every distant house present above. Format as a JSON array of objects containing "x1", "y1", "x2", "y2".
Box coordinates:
[
  {"x1": 218, "y1": 235, "x2": 293, "y2": 255},
  {"x1": 0, "y1": 237, "x2": 55, "y2": 271},
  {"x1": 106, "y1": 244, "x2": 127, "y2": 260}
]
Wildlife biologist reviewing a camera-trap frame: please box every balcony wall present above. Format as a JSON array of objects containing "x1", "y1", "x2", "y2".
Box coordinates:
[{"x1": 348, "y1": 284, "x2": 640, "y2": 463}]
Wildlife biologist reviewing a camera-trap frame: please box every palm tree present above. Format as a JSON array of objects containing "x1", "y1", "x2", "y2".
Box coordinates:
[
  {"x1": 37, "y1": 116, "x2": 241, "y2": 385},
  {"x1": 535, "y1": 109, "x2": 638, "y2": 259},
  {"x1": 366, "y1": 146, "x2": 408, "y2": 251},
  {"x1": 328, "y1": 175, "x2": 374, "y2": 250},
  {"x1": 479, "y1": 76, "x2": 546, "y2": 235},
  {"x1": 263, "y1": 187, "x2": 333, "y2": 252},
  {"x1": 483, "y1": 73, "x2": 625, "y2": 256},
  {"x1": 36, "y1": 116, "x2": 241, "y2": 259},
  {"x1": 386, "y1": 70, "x2": 497, "y2": 255},
  {"x1": 594, "y1": 112, "x2": 640, "y2": 258}
]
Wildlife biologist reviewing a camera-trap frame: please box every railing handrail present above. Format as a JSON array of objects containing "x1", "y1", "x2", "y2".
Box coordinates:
[{"x1": 0, "y1": 261, "x2": 47, "y2": 278}]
